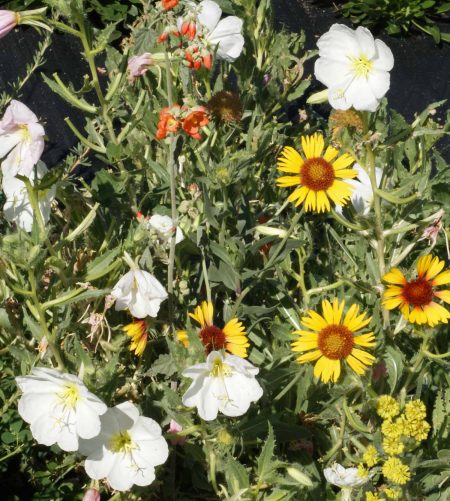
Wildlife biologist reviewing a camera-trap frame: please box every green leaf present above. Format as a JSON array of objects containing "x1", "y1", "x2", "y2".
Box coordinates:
[
  {"x1": 225, "y1": 457, "x2": 249, "y2": 495},
  {"x1": 257, "y1": 423, "x2": 276, "y2": 482},
  {"x1": 383, "y1": 345, "x2": 404, "y2": 393},
  {"x1": 85, "y1": 248, "x2": 121, "y2": 281}
]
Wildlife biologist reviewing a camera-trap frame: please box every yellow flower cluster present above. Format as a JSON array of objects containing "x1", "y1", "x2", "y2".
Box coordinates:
[
  {"x1": 377, "y1": 395, "x2": 430, "y2": 457},
  {"x1": 377, "y1": 395, "x2": 400, "y2": 419},
  {"x1": 382, "y1": 457, "x2": 411, "y2": 485},
  {"x1": 357, "y1": 464, "x2": 369, "y2": 478},
  {"x1": 383, "y1": 487, "x2": 401, "y2": 499},
  {"x1": 366, "y1": 493, "x2": 381, "y2": 501},
  {"x1": 363, "y1": 445, "x2": 379, "y2": 467}
]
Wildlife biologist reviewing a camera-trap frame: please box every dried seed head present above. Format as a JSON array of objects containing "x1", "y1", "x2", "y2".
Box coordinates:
[{"x1": 207, "y1": 90, "x2": 243, "y2": 123}]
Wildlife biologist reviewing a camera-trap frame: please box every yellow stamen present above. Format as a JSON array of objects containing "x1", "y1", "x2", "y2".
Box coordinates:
[
  {"x1": 351, "y1": 55, "x2": 373, "y2": 78},
  {"x1": 58, "y1": 383, "x2": 80, "y2": 409},
  {"x1": 109, "y1": 431, "x2": 135, "y2": 453}
]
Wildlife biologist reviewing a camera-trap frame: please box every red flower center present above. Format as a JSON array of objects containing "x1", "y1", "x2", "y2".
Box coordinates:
[
  {"x1": 199, "y1": 325, "x2": 226, "y2": 353},
  {"x1": 317, "y1": 324, "x2": 354, "y2": 360},
  {"x1": 300, "y1": 158, "x2": 335, "y2": 191},
  {"x1": 402, "y1": 278, "x2": 433, "y2": 307}
]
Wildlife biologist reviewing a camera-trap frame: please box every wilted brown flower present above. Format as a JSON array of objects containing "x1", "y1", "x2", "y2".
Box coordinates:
[
  {"x1": 207, "y1": 90, "x2": 242, "y2": 123},
  {"x1": 329, "y1": 109, "x2": 364, "y2": 141}
]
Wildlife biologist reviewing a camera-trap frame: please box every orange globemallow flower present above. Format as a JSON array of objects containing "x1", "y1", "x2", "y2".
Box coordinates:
[
  {"x1": 162, "y1": 0, "x2": 179, "y2": 9},
  {"x1": 182, "y1": 107, "x2": 209, "y2": 140},
  {"x1": 383, "y1": 255, "x2": 450, "y2": 327},
  {"x1": 156, "y1": 106, "x2": 180, "y2": 140},
  {"x1": 189, "y1": 301, "x2": 249, "y2": 357}
]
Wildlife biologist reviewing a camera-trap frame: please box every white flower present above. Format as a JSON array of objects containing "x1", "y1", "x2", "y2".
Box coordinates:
[
  {"x1": 2, "y1": 161, "x2": 55, "y2": 232},
  {"x1": 148, "y1": 214, "x2": 184, "y2": 244},
  {"x1": 0, "y1": 99, "x2": 45, "y2": 177},
  {"x1": 197, "y1": 0, "x2": 244, "y2": 62},
  {"x1": 324, "y1": 463, "x2": 368, "y2": 488},
  {"x1": 335, "y1": 163, "x2": 382, "y2": 215},
  {"x1": 79, "y1": 401, "x2": 169, "y2": 492},
  {"x1": 111, "y1": 269, "x2": 168, "y2": 318},
  {"x1": 314, "y1": 24, "x2": 394, "y2": 112},
  {"x1": 182, "y1": 351, "x2": 263, "y2": 421},
  {"x1": 15, "y1": 367, "x2": 107, "y2": 452}
]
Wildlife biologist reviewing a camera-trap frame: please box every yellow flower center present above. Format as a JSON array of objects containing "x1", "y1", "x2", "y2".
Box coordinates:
[
  {"x1": 58, "y1": 383, "x2": 80, "y2": 409},
  {"x1": 210, "y1": 356, "x2": 233, "y2": 377},
  {"x1": 300, "y1": 158, "x2": 335, "y2": 191},
  {"x1": 19, "y1": 124, "x2": 31, "y2": 142},
  {"x1": 109, "y1": 431, "x2": 135, "y2": 453},
  {"x1": 351, "y1": 55, "x2": 373, "y2": 78},
  {"x1": 317, "y1": 324, "x2": 354, "y2": 360}
]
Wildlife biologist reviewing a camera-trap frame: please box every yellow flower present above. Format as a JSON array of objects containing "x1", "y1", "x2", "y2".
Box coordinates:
[
  {"x1": 291, "y1": 298, "x2": 376, "y2": 383},
  {"x1": 382, "y1": 436, "x2": 404, "y2": 456},
  {"x1": 404, "y1": 400, "x2": 427, "y2": 421},
  {"x1": 381, "y1": 418, "x2": 404, "y2": 439},
  {"x1": 363, "y1": 445, "x2": 379, "y2": 467},
  {"x1": 377, "y1": 395, "x2": 400, "y2": 419},
  {"x1": 176, "y1": 330, "x2": 189, "y2": 348},
  {"x1": 383, "y1": 487, "x2": 401, "y2": 499},
  {"x1": 189, "y1": 301, "x2": 249, "y2": 358},
  {"x1": 123, "y1": 319, "x2": 148, "y2": 357},
  {"x1": 357, "y1": 464, "x2": 369, "y2": 478},
  {"x1": 382, "y1": 457, "x2": 411, "y2": 485},
  {"x1": 382, "y1": 255, "x2": 450, "y2": 327},
  {"x1": 366, "y1": 493, "x2": 381, "y2": 501},
  {"x1": 276, "y1": 133, "x2": 357, "y2": 213}
]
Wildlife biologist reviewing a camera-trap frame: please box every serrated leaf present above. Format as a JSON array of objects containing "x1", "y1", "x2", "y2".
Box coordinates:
[
  {"x1": 225, "y1": 457, "x2": 249, "y2": 495},
  {"x1": 257, "y1": 423, "x2": 276, "y2": 482},
  {"x1": 148, "y1": 354, "x2": 177, "y2": 377}
]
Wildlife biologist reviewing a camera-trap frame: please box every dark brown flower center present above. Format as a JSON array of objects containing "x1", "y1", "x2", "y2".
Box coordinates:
[
  {"x1": 300, "y1": 158, "x2": 335, "y2": 191},
  {"x1": 402, "y1": 278, "x2": 433, "y2": 307},
  {"x1": 317, "y1": 324, "x2": 354, "y2": 360},
  {"x1": 199, "y1": 325, "x2": 226, "y2": 353}
]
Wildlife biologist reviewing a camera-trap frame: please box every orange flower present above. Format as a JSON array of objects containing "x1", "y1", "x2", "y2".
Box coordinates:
[
  {"x1": 182, "y1": 107, "x2": 209, "y2": 140},
  {"x1": 156, "y1": 106, "x2": 180, "y2": 140},
  {"x1": 180, "y1": 20, "x2": 196, "y2": 40},
  {"x1": 162, "y1": 0, "x2": 178, "y2": 9}
]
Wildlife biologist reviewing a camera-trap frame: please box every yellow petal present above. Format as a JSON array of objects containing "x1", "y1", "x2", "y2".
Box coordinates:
[
  {"x1": 425, "y1": 256, "x2": 445, "y2": 280},
  {"x1": 277, "y1": 175, "x2": 300, "y2": 187},
  {"x1": 383, "y1": 297, "x2": 404, "y2": 310},
  {"x1": 301, "y1": 310, "x2": 328, "y2": 331},
  {"x1": 330, "y1": 359, "x2": 341, "y2": 382},
  {"x1": 277, "y1": 146, "x2": 304, "y2": 173},
  {"x1": 434, "y1": 289, "x2": 450, "y2": 304},
  {"x1": 353, "y1": 332, "x2": 376, "y2": 347},
  {"x1": 416, "y1": 255, "x2": 432, "y2": 277},
  {"x1": 296, "y1": 350, "x2": 322, "y2": 363},
  {"x1": 432, "y1": 270, "x2": 450, "y2": 286},
  {"x1": 314, "y1": 356, "x2": 332, "y2": 382},
  {"x1": 332, "y1": 153, "x2": 354, "y2": 170},
  {"x1": 383, "y1": 268, "x2": 407, "y2": 285},
  {"x1": 304, "y1": 189, "x2": 317, "y2": 211},
  {"x1": 324, "y1": 145, "x2": 339, "y2": 162}
]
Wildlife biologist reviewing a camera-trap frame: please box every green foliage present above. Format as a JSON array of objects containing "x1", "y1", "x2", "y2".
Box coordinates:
[{"x1": 336, "y1": 0, "x2": 450, "y2": 43}]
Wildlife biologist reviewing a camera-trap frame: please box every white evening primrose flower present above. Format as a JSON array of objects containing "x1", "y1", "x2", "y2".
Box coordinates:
[
  {"x1": 0, "y1": 99, "x2": 45, "y2": 177},
  {"x1": 335, "y1": 163, "x2": 382, "y2": 216},
  {"x1": 15, "y1": 367, "x2": 107, "y2": 452},
  {"x1": 324, "y1": 463, "x2": 368, "y2": 488},
  {"x1": 314, "y1": 24, "x2": 394, "y2": 112},
  {"x1": 2, "y1": 161, "x2": 55, "y2": 232},
  {"x1": 196, "y1": 0, "x2": 244, "y2": 62},
  {"x1": 79, "y1": 401, "x2": 169, "y2": 492},
  {"x1": 111, "y1": 268, "x2": 168, "y2": 319},
  {"x1": 182, "y1": 350, "x2": 263, "y2": 421},
  {"x1": 148, "y1": 214, "x2": 184, "y2": 244}
]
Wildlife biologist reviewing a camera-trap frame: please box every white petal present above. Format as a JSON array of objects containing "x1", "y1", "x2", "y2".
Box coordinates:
[
  {"x1": 345, "y1": 79, "x2": 379, "y2": 112},
  {"x1": 373, "y1": 39, "x2": 394, "y2": 71},
  {"x1": 354, "y1": 26, "x2": 376, "y2": 58},
  {"x1": 0, "y1": 130, "x2": 22, "y2": 160},
  {"x1": 368, "y1": 69, "x2": 390, "y2": 99},
  {"x1": 85, "y1": 448, "x2": 116, "y2": 480},
  {"x1": 209, "y1": 17, "x2": 244, "y2": 61},
  {"x1": 76, "y1": 400, "x2": 102, "y2": 439},
  {"x1": 314, "y1": 58, "x2": 351, "y2": 89},
  {"x1": 17, "y1": 392, "x2": 57, "y2": 424},
  {"x1": 107, "y1": 454, "x2": 136, "y2": 491},
  {"x1": 198, "y1": 0, "x2": 222, "y2": 32}
]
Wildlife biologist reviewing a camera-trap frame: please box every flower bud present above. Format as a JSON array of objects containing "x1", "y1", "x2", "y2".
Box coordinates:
[
  {"x1": 83, "y1": 489, "x2": 101, "y2": 501},
  {"x1": 0, "y1": 10, "x2": 18, "y2": 39}
]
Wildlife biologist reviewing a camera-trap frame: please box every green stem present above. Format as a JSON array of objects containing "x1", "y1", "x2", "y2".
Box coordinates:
[
  {"x1": 164, "y1": 50, "x2": 178, "y2": 325},
  {"x1": 330, "y1": 209, "x2": 367, "y2": 232},
  {"x1": 201, "y1": 250, "x2": 212, "y2": 304},
  {"x1": 401, "y1": 332, "x2": 431, "y2": 397},
  {"x1": 423, "y1": 349, "x2": 450, "y2": 360},
  {"x1": 366, "y1": 144, "x2": 389, "y2": 329},
  {"x1": 28, "y1": 270, "x2": 66, "y2": 370}
]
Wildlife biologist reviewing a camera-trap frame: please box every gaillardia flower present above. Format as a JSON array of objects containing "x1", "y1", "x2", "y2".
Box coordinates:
[
  {"x1": 382, "y1": 255, "x2": 450, "y2": 326},
  {"x1": 189, "y1": 301, "x2": 249, "y2": 357},
  {"x1": 16, "y1": 367, "x2": 107, "y2": 452},
  {"x1": 291, "y1": 299, "x2": 376, "y2": 383},
  {"x1": 277, "y1": 133, "x2": 357, "y2": 213},
  {"x1": 123, "y1": 319, "x2": 148, "y2": 356}
]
